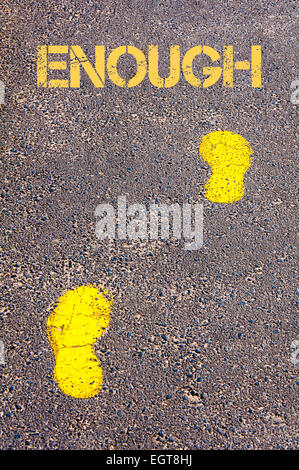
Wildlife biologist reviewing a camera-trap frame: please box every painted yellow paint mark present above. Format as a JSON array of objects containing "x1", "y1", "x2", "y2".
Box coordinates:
[
  {"x1": 199, "y1": 131, "x2": 253, "y2": 204},
  {"x1": 47, "y1": 285, "x2": 113, "y2": 398}
]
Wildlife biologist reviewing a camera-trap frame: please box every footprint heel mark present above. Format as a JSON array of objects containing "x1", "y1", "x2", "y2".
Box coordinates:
[
  {"x1": 199, "y1": 131, "x2": 253, "y2": 204},
  {"x1": 47, "y1": 285, "x2": 113, "y2": 398}
]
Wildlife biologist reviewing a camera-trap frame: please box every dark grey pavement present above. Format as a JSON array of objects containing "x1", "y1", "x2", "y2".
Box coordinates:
[{"x1": 0, "y1": 0, "x2": 298, "y2": 449}]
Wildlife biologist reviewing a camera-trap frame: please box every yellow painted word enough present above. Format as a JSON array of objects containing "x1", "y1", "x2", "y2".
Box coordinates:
[
  {"x1": 199, "y1": 131, "x2": 253, "y2": 204},
  {"x1": 47, "y1": 285, "x2": 113, "y2": 398},
  {"x1": 37, "y1": 45, "x2": 262, "y2": 88}
]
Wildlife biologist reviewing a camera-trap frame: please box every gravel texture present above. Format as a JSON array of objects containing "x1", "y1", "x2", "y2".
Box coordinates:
[{"x1": 0, "y1": 0, "x2": 298, "y2": 450}]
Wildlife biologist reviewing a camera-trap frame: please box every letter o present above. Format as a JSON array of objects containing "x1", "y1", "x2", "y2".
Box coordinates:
[{"x1": 107, "y1": 46, "x2": 147, "y2": 88}]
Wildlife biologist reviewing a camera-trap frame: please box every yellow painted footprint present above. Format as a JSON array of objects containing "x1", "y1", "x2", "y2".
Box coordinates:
[
  {"x1": 199, "y1": 131, "x2": 253, "y2": 203},
  {"x1": 47, "y1": 285, "x2": 113, "y2": 398}
]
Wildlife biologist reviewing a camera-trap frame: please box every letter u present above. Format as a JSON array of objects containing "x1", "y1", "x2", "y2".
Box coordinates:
[{"x1": 148, "y1": 45, "x2": 180, "y2": 88}]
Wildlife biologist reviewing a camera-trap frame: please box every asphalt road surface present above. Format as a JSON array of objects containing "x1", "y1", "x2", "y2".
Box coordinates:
[{"x1": 0, "y1": 0, "x2": 298, "y2": 450}]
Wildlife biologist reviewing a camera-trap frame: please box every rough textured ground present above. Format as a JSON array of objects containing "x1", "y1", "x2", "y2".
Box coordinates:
[{"x1": 0, "y1": 0, "x2": 298, "y2": 450}]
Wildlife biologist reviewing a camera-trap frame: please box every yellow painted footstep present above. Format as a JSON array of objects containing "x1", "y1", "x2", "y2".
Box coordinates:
[
  {"x1": 47, "y1": 285, "x2": 113, "y2": 398},
  {"x1": 199, "y1": 131, "x2": 253, "y2": 203}
]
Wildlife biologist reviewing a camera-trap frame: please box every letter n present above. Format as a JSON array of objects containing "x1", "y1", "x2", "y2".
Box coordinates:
[{"x1": 70, "y1": 46, "x2": 105, "y2": 87}]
